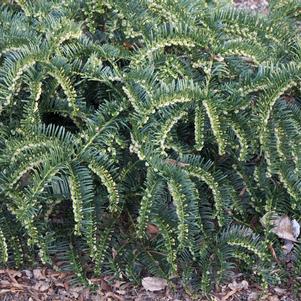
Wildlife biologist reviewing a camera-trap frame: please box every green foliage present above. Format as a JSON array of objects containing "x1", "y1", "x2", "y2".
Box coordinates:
[{"x1": 0, "y1": 0, "x2": 301, "y2": 294}]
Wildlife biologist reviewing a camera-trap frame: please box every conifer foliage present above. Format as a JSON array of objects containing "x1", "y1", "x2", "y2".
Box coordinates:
[{"x1": 0, "y1": 0, "x2": 301, "y2": 294}]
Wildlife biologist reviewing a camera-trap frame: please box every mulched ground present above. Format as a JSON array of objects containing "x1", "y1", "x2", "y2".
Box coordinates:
[
  {"x1": 235, "y1": 0, "x2": 268, "y2": 12},
  {"x1": 0, "y1": 267, "x2": 298, "y2": 301},
  {"x1": 2, "y1": 0, "x2": 299, "y2": 300}
]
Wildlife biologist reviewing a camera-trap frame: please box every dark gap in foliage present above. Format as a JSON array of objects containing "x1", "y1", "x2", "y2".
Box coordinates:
[{"x1": 41, "y1": 113, "x2": 79, "y2": 133}]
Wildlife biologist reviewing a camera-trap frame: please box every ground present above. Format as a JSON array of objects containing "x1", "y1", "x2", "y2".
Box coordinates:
[{"x1": 0, "y1": 267, "x2": 298, "y2": 301}]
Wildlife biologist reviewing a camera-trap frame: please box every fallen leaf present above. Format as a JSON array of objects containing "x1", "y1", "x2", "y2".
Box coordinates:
[
  {"x1": 221, "y1": 280, "x2": 249, "y2": 301},
  {"x1": 0, "y1": 280, "x2": 11, "y2": 287},
  {"x1": 11, "y1": 270, "x2": 22, "y2": 278},
  {"x1": 116, "y1": 289, "x2": 126, "y2": 295},
  {"x1": 247, "y1": 292, "x2": 259, "y2": 301},
  {"x1": 33, "y1": 281, "x2": 50, "y2": 292},
  {"x1": 100, "y1": 278, "x2": 112, "y2": 292},
  {"x1": 228, "y1": 280, "x2": 248, "y2": 291},
  {"x1": 33, "y1": 269, "x2": 45, "y2": 280},
  {"x1": 113, "y1": 280, "x2": 129, "y2": 290},
  {"x1": 261, "y1": 213, "x2": 300, "y2": 247},
  {"x1": 279, "y1": 217, "x2": 300, "y2": 254},
  {"x1": 274, "y1": 216, "x2": 297, "y2": 241},
  {"x1": 70, "y1": 290, "x2": 79, "y2": 298},
  {"x1": 94, "y1": 295, "x2": 103, "y2": 301},
  {"x1": 221, "y1": 290, "x2": 237, "y2": 301},
  {"x1": 142, "y1": 277, "x2": 167, "y2": 292},
  {"x1": 292, "y1": 219, "x2": 300, "y2": 238},
  {"x1": 53, "y1": 280, "x2": 65, "y2": 288},
  {"x1": 273, "y1": 287, "x2": 286, "y2": 295},
  {"x1": 0, "y1": 289, "x2": 13, "y2": 295},
  {"x1": 105, "y1": 291, "x2": 125, "y2": 301}
]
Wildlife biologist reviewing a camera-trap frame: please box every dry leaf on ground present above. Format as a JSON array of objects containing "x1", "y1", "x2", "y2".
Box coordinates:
[
  {"x1": 228, "y1": 280, "x2": 249, "y2": 291},
  {"x1": 142, "y1": 277, "x2": 168, "y2": 292},
  {"x1": 33, "y1": 269, "x2": 46, "y2": 281},
  {"x1": 218, "y1": 280, "x2": 249, "y2": 301},
  {"x1": 261, "y1": 213, "x2": 300, "y2": 254},
  {"x1": 247, "y1": 292, "x2": 259, "y2": 301},
  {"x1": 268, "y1": 296, "x2": 280, "y2": 301},
  {"x1": 273, "y1": 216, "x2": 298, "y2": 242}
]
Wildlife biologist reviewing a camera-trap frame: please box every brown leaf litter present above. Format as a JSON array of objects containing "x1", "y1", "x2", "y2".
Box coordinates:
[
  {"x1": 235, "y1": 0, "x2": 269, "y2": 13},
  {"x1": 0, "y1": 268, "x2": 300, "y2": 301}
]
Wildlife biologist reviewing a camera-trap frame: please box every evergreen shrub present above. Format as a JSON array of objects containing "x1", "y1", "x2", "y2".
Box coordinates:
[{"x1": 0, "y1": 0, "x2": 301, "y2": 294}]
